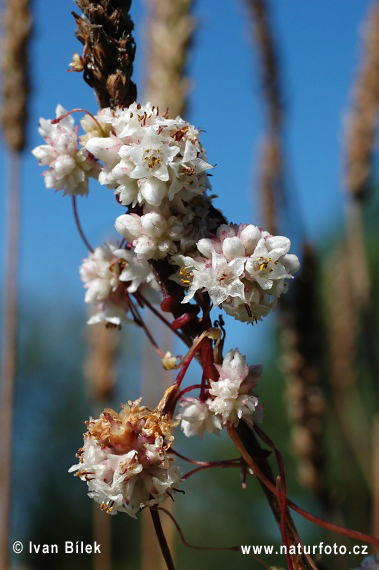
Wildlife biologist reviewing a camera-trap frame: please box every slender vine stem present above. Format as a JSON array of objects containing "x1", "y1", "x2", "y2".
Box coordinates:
[
  {"x1": 72, "y1": 196, "x2": 93, "y2": 252},
  {"x1": 150, "y1": 507, "x2": 176, "y2": 570}
]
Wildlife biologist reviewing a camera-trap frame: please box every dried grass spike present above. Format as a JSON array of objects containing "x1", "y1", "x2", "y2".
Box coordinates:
[
  {"x1": 144, "y1": 0, "x2": 195, "y2": 118},
  {"x1": 345, "y1": 2, "x2": 379, "y2": 199},
  {"x1": 73, "y1": 0, "x2": 137, "y2": 109},
  {"x1": 1, "y1": 0, "x2": 32, "y2": 151}
]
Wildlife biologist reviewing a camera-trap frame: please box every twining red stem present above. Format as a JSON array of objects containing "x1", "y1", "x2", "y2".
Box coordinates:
[
  {"x1": 170, "y1": 447, "x2": 240, "y2": 466},
  {"x1": 175, "y1": 384, "x2": 202, "y2": 403},
  {"x1": 72, "y1": 196, "x2": 93, "y2": 252},
  {"x1": 135, "y1": 291, "x2": 186, "y2": 344},
  {"x1": 156, "y1": 508, "x2": 272, "y2": 568},
  {"x1": 174, "y1": 342, "x2": 202, "y2": 388},
  {"x1": 228, "y1": 424, "x2": 379, "y2": 549},
  {"x1": 52, "y1": 108, "x2": 106, "y2": 135},
  {"x1": 150, "y1": 508, "x2": 176, "y2": 570},
  {"x1": 182, "y1": 461, "x2": 241, "y2": 480}
]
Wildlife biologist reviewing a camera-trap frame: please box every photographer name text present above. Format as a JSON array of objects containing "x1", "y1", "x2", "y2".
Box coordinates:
[{"x1": 28, "y1": 541, "x2": 101, "y2": 554}]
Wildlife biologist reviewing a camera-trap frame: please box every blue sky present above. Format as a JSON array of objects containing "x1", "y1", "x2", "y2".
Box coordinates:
[{"x1": 0, "y1": 0, "x2": 372, "y2": 359}]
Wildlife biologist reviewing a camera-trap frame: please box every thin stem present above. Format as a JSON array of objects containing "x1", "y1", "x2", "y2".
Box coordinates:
[
  {"x1": 156, "y1": 508, "x2": 272, "y2": 568},
  {"x1": 52, "y1": 108, "x2": 106, "y2": 136},
  {"x1": 182, "y1": 461, "x2": 241, "y2": 480},
  {"x1": 173, "y1": 384, "x2": 202, "y2": 407},
  {"x1": 156, "y1": 507, "x2": 239, "y2": 553},
  {"x1": 128, "y1": 298, "x2": 164, "y2": 358},
  {"x1": 72, "y1": 196, "x2": 93, "y2": 252},
  {"x1": 174, "y1": 342, "x2": 201, "y2": 387},
  {"x1": 134, "y1": 291, "x2": 186, "y2": 344},
  {"x1": 150, "y1": 508, "x2": 176, "y2": 570}
]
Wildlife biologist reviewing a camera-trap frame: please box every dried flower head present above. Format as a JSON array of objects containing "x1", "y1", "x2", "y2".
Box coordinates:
[{"x1": 69, "y1": 399, "x2": 181, "y2": 518}]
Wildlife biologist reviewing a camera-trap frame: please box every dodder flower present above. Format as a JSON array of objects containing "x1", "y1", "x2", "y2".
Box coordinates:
[
  {"x1": 172, "y1": 223, "x2": 300, "y2": 323},
  {"x1": 84, "y1": 102, "x2": 213, "y2": 208},
  {"x1": 177, "y1": 398, "x2": 222, "y2": 437},
  {"x1": 69, "y1": 400, "x2": 181, "y2": 518},
  {"x1": 177, "y1": 349, "x2": 262, "y2": 436},
  {"x1": 32, "y1": 104, "x2": 100, "y2": 196},
  {"x1": 80, "y1": 243, "x2": 159, "y2": 325},
  {"x1": 208, "y1": 349, "x2": 262, "y2": 427}
]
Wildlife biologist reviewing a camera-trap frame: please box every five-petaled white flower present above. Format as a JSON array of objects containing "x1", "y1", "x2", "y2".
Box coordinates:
[
  {"x1": 80, "y1": 243, "x2": 159, "y2": 326},
  {"x1": 32, "y1": 104, "x2": 100, "y2": 196},
  {"x1": 208, "y1": 349, "x2": 262, "y2": 427}
]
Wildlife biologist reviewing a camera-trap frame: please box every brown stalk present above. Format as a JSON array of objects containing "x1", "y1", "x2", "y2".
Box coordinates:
[
  {"x1": 344, "y1": 1, "x2": 379, "y2": 200},
  {"x1": 344, "y1": 1, "x2": 379, "y2": 534},
  {"x1": 0, "y1": 0, "x2": 31, "y2": 568},
  {"x1": 246, "y1": 0, "x2": 284, "y2": 236},
  {"x1": 73, "y1": 0, "x2": 137, "y2": 108},
  {"x1": 84, "y1": 320, "x2": 120, "y2": 570},
  {"x1": 143, "y1": 0, "x2": 194, "y2": 118},
  {"x1": 281, "y1": 245, "x2": 332, "y2": 511},
  {"x1": 247, "y1": 0, "x2": 331, "y2": 511},
  {"x1": 326, "y1": 245, "x2": 372, "y2": 488}
]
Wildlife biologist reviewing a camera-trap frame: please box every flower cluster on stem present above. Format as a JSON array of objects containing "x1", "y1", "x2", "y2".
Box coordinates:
[{"x1": 69, "y1": 399, "x2": 181, "y2": 518}]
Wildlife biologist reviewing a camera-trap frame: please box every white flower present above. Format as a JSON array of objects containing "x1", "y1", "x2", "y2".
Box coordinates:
[
  {"x1": 69, "y1": 400, "x2": 181, "y2": 518},
  {"x1": 172, "y1": 223, "x2": 300, "y2": 323},
  {"x1": 80, "y1": 243, "x2": 159, "y2": 325},
  {"x1": 84, "y1": 102, "x2": 213, "y2": 207},
  {"x1": 32, "y1": 104, "x2": 100, "y2": 196},
  {"x1": 115, "y1": 212, "x2": 184, "y2": 260},
  {"x1": 177, "y1": 398, "x2": 222, "y2": 437},
  {"x1": 207, "y1": 349, "x2": 262, "y2": 427},
  {"x1": 354, "y1": 555, "x2": 379, "y2": 570},
  {"x1": 173, "y1": 250, "x2": 245, "y2": 305}
]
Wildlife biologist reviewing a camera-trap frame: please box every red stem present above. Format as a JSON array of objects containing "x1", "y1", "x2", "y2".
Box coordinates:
[
  {"x1": 52, "y1": 108, "x2": 106, "y2": 136},
  {"x1": 229, "y1": 424, "x2": 379, "y2": 549},
  {"x1": 174, "y1": 343, "x2": 202, "y2": 388},
  {"x1": 72, "y1": 196, "x2": 93, "y2": 252},
  {"x1": 156, "y1": 508, "x2": 272, "y2": 568},
  {"x1": 134, "y1": 291, "x2": 186, "y2": 344},
  {"x1": 182, "y1": 461, "x2": 241, "y2": 480}
]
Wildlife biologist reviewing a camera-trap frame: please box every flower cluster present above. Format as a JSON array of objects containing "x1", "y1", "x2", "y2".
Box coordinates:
[
  {"x1": 178, "y1": 349, "x2": 262, "y2": 437},
  {"x1": 81, "y1": 102, "x2": 219, "y2": 259},
  {"x1": 172, "y1": 223, "x2": 300, "y2": 323},
  {"x1": 32, "y1": 105, "x2": 100, "y2": 196},
  {"x1": 80, "y1": 242, "x2": 159, "y2": 326},
  {"x1": 83, "y1": 102, "x2": 212, "y2": 208},
  {"x1": 32, "y1": 103, "x2": 300, "y2": 326},
  {"x1": 69, "y1": 400, "x2": 181, "y2": 517}
]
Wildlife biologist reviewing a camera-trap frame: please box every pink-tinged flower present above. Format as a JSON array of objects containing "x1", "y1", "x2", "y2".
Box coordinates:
[
  {"x1": 172, "y1": 223, "x2": 300, "y2": 324},
  {"x1": 177, "y1": 398, "x2": 222, "y2": 437},
  {"x1": 80, "y1": 243, "x2": 160, "y2": 326},
  {"x1": 115, "y1": 211, "x2": 184, "y2": 260},
  {"x1": 69, "y1": 400, "x2": 181, "y2": 518},
  {"x1": 32, "y1": 104, "x2": 100, "y2": 196},
  {"x1": 207, "y1": 349, "x2": 263, "y2": 427}
]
